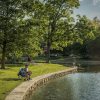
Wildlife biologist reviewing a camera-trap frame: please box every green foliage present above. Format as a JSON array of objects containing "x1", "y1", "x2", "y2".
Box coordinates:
[
  {"x1": 0, "y1": 0, "x2": 43, "y2": 68},
  {"x1": 92, "y1": 17, "x2": 100, "y2": 37},
  {"x1": 40, "y1": 0, "x2": 80, "y2": 48},
  {"x1": 34, "y1": 0, "x2": 80, "y2": 62},
  {"x1": 62, "y1": 16, "x2": 100, "y2": 57},
  {"x1": 74, "y1": 15, "x2": 96, "y2": 43},
  {"x1": 1, "y1": 0, "x2": 100, "y2": 66}
]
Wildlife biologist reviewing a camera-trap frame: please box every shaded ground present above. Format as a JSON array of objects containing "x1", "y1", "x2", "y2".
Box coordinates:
[{"x1": 34, "y1": 56, "x2": 100, "y2": 66}]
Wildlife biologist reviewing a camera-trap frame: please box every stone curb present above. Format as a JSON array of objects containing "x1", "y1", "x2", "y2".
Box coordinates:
[{"x1": 5, "y1": 67, "x2": 77, "y2": 100}]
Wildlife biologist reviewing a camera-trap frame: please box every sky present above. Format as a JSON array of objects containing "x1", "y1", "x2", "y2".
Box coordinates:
[{"x1": 74, "y1": 0, "x2": 100, "y2": 19}]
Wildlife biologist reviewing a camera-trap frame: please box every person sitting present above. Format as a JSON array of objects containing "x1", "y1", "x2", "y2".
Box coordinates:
[
  {"x1": 18, "y1": 64, "x2": 32, "y2": 80},
  {"x1": 24, "y1": 64, "x2": 32, "y2": 80}
]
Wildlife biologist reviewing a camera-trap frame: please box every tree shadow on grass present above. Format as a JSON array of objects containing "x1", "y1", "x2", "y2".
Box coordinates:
[
  {"x1": 1, "y1": 78, "x2": 20, "y2": 81},
  {"x1": 6, "y1": 64, "x2": 23, "y2": 68},
  {"x1": 0, "y1": 72, "x2": 4, "y2": 74},
  {"x1": 0, "y1": 67, "x2": 13, "y2": 70}
]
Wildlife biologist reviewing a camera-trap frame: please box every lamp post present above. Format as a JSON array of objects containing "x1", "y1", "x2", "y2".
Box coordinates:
[{"x1": 72, "y1": 55, "x2": 77, "y2": 67}]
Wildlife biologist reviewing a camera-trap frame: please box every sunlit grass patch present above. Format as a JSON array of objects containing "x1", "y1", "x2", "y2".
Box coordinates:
[{"x1": 0, "y1": 63, "x2": 69, "y2": 100}]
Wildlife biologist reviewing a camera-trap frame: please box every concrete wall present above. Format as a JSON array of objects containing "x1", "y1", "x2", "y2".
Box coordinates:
[{"x1": 5, "y1": 67, "x2": 77, "y2": 100}]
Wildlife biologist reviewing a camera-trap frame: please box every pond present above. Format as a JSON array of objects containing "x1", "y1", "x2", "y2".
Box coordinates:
[{"x1": 30, "y1": 66, "x2": 100, "y2": 100}]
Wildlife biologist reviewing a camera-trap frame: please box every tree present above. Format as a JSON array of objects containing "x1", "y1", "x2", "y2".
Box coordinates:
[
  {"x1": 34, "y1": 0, "x2": 80, "y2": 62},
  {"x1": 86, "y1": 17, "x2": 100, "y2": 59},
  {"x1": 0, "y1": 0, "x2": 42, "y2": 69},
  {"x1": 69, "y1": 15, "x2": 98, "y2": 58},
  {"x1": 74, "y1": 15, "x2": 95, "y2": 42}
]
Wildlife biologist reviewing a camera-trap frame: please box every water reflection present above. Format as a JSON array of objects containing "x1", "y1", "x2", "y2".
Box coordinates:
[{"x1": 31, "y1": 69, "x2": 100, "y2": 100}]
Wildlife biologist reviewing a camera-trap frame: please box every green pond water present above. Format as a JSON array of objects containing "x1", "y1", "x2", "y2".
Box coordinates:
[{"x1": 31, "y1": 66, "x2": 100, "y2": 100}]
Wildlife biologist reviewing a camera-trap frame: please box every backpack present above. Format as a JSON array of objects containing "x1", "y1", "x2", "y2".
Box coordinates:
[{"x1": 18, "y1": 68, "x2": 26, "y2": 77}]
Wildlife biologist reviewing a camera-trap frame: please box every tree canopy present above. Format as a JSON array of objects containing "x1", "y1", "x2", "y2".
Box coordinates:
[
  {"x1": 33, "y1": 0, "x2": 80, "y2": 62},
  {"x1": 0, "y1": 0, "x2": 42, "y2": 69},
  {"x1": 1, "y1": 0, "x2": 100, "y2": 69}
]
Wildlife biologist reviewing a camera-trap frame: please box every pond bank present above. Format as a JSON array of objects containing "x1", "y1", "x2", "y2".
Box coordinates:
[{"x1": 5, "y1": 67, "x2": 77, "y2": 100}]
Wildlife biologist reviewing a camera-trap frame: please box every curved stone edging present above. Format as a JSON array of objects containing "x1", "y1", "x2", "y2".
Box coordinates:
[{"x1": 5, "y1": 67, "x2": 77, "y2": 100}]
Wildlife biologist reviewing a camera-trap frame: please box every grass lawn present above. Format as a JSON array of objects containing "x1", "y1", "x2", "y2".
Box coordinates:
[{"x1": 0, "y1": 63, "x2": 70, "y2": 100}]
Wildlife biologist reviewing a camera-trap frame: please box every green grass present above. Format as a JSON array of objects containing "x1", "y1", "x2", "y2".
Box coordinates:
[{"x1": 0, "y1": 63, "x2": 69, "y2": 100}]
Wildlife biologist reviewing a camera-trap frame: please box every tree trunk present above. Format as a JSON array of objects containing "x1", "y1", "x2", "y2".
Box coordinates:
[
  {"x1": 1, "y1": 41, "x2": 6, "y2": 69},
  {"x1": 46, "y1": 20, "x2": 54, "y2": 63},
  {"x1": 46, "y1": 40, "x2": 51, "y2": 63}
]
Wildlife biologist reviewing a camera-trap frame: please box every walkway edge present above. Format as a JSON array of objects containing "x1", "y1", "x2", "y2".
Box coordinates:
[{"x1": 5, "y1": 67, "x2": 77, "y2": 100}]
